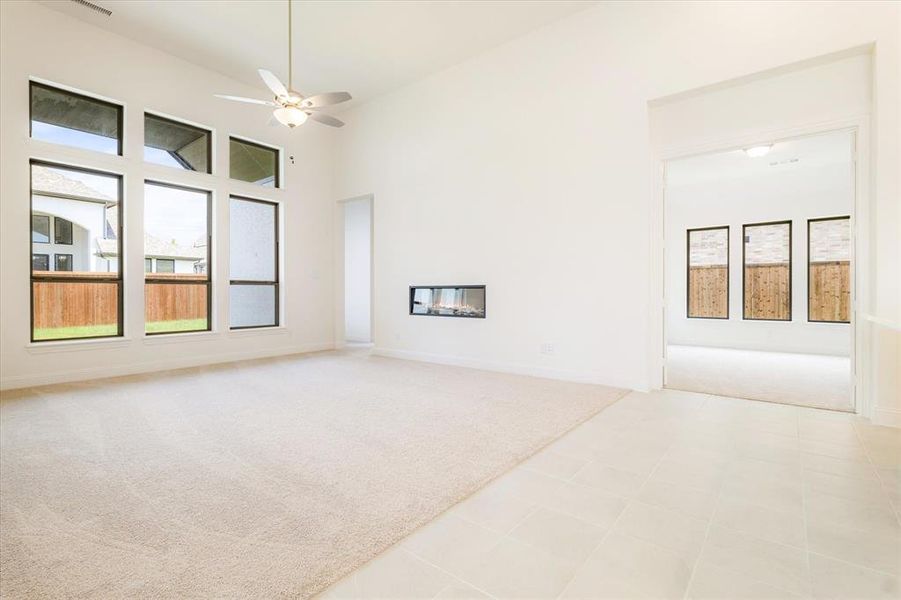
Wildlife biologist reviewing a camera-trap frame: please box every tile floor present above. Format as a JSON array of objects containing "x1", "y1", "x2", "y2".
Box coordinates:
[{"x1": 318, "y1": 389, "x2": 900, "y2": 599}]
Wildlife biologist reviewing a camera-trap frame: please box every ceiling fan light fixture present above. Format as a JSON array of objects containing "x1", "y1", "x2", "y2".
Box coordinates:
[{"x1": 273, "y1": 106, "x2": 308, "y2": 128}]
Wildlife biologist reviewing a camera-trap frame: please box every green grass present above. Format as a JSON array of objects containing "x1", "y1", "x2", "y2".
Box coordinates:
[
  {"x1": 145, "y1": 318, "x2": 208, "y2": 334},
  {"x1": 33, "y1": 319, "x2": 208, "y2": 340},
  {"x1": 33, "y1": 323, "x2": 118, "y2": 341}
]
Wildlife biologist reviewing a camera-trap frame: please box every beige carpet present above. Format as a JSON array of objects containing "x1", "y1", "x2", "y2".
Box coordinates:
[
  {"x1": 0, "y1": 350, "x2": 626, "y2": 598},
  {"x1": 666, "y1": 344, "x2": 852, "y2": 411}
]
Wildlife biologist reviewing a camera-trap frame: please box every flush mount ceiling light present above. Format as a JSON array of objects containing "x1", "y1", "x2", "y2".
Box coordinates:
[
  {"x1": 214, "y1": 0, "x2": 351, "y2": 128},
  {"x1": 744, "y1": 144, "x2": 773, "y2": 158}
]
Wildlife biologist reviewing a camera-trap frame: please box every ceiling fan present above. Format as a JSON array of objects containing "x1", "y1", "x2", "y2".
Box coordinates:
[{"x1": 214, "y1": 0, "x2": 351, "y2": 128}]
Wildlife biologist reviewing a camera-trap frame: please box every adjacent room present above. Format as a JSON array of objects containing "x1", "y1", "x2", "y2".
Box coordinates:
[{"x1": 1, "y1": 1, "x2": 899, "y2": 599}]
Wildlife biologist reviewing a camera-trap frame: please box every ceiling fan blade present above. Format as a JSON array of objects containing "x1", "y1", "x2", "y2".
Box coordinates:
[
  {"x1": 214, "y1": 94, "x2": 276, "y2": 106},
  {"x1": 258, "y1": 69, "x2": 289, "y2": 98},
  {"x1": 307, "y1": 112, "x2": 345, "y2": 128},
  {"x1": 301, "y1": 92, "x2": 352, "y2": 109}
]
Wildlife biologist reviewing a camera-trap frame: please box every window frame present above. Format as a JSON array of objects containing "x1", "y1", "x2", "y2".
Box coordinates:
[
  {"x1": 742, "y1": 219, "x2": 793, "y2": 322},
  {"x1": 32, "y1": 253, "x2": 50, "y2": 271},
  {"x1": 29, "y1": 159, "x2": 124, "y2": 343},
  {"x1": 686, "y1": 225, "x2": 730, "y2": 320},
  {"x1": 54, "y1": 253, "x2": 74, "y2": 272},
  {"x1": 143, "y1": 112, "x2": 213, "y2": 175},
  {"x1": 155, "y1": 258, "x2": 175, "y2": 274},
  {"x1": 54, "y1": 216, "x2": 73, "y2": 245},
  {"x1": 808, "y1": 215, "x2": 851, "y2": 324},
  {"x1": 29, "y1": 80, "x2": 124, "y2": 156},
  {"x1": 32, "y1": 214, "x2": 50, "y2": 243},
  {"x1": 228, "y1": 195, "x2": 280, "y2": 330},
  {"x1": 228, "y1": 136, "x2": 281, "y2": 188},
  {"x1": 143, "y1": 179, "x2": 213, "y2": 336}
]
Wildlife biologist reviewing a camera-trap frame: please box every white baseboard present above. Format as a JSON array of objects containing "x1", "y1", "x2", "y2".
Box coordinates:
[
  {"x1": 873, "y1": 407, "x2": 901, "y2": 428},
  {"x1": 0, "y1": 342, "x2": 335, "y2": 390},
  {"x1": 372, "y1": 346, "x2": 643, "y2": 391}
]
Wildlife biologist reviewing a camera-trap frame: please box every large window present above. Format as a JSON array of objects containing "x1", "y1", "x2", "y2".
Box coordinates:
[
  {"x1": 743, "y1": 221, "x2": 791, "y2": 321},
  {"x1": 687, "y1": 226, "x2": 729, "y2": 319},
  {"x1": 144, "y1": 113, "x2": 211, "y2": 173},
  {"x1": 229, "y1": 197, "x2": 278, "y2": 328},
  {"x1": 809, "y1": 216, "x2": 850, "y2": 323},
  {"x1": 30, "y1": 161, "x2": 122, "y2": 341},
  {"x1": 30, "y1": 82, "x2": 122, "y2": 155},
  {"x1": 229, "y1": 137, "x2": 279, "y2": 187},
  {"x1": 144, "y1": 182, "x2": 211, "y2": 334}
]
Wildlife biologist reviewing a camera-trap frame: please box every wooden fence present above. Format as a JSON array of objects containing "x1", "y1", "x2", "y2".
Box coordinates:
[
  {"x1": 687, "y1": 262, "x2": 850, "y2": 322},
  {"x1": 809, "y1": 261, "x2": 850, "y2": 322},
  {"x1": 32, "y1": 271, "x2": 207, "y2": 329},
  {"x1": 687, "y1": 265, "x2": 727, "y2": 318}
]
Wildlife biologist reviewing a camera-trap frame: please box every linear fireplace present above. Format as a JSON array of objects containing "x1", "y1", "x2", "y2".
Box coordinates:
[{"x1": 409, "y1": 285, "x2": 486, "y2": 318}]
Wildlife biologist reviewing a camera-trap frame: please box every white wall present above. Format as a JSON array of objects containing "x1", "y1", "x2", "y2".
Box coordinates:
[
  {"x1": 344, "y1": 197, "x2": 372, "y2": 342},
  {"x1": 332, "y1": 1, "x2": 899, "y2": 411},
  {"x1": 666, "y1": 158, "x2": 853, "y2": 356},
  {"x1": 0, "y1": 1, "x2": 337, "y2": 389}
]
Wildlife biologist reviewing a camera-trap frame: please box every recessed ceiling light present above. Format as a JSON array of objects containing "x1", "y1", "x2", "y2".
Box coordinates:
[{"x1": 744, "y1": 144, "x2": 773, "y2": 158}]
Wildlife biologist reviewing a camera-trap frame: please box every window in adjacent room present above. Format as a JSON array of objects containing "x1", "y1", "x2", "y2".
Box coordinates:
[
  {"x1": 30, "y1": 82, "x2": 122, "y2": 155},
  {"x1": 743, "y1": 220, "x2": 791, "y2": 321},
  {"x1": 808, "y1": 216, "x2": 851, "y2": 323},
  {"x1": 144, "y1": 181, "x2": 211, "y2": 334},
  {"x1": 687, "y1": 226, "x2": 729, "y2": 319},
  {"x1": 144, "y1": 258, "x2": 153, "y2": 273},
  {"x1": 144, "y1": 113, "x2": 212, "y2": 173},
  {"x1": 229, "y1": 196, "x2": 279, "y2": 329},
  {"x1": 30, "y1": 161, "x2": 122, "y2": 341},
  {"x1": 229, "y1": 137, "x2": 279, "y2": 187}
]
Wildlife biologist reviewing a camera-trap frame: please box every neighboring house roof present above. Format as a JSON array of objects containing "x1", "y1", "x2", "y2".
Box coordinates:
[
  {"x1": 96, "y1": 234, "x2": 206, "y2": 260},
  {"x1": 32, "y1": 165, "x2": 114, "y2": 201}
]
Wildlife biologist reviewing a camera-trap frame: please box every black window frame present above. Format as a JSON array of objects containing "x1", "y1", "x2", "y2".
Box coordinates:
[
  {"x1": 29, "y1": 159, "x2": 124, "y2": 343},
  {"x1": 144, "y1": 257, "x2": 153, "y2": 273},
  {"x1": 29, "y1": 81, "x2": 124, "y2": 156},
  {"x1": 229, "y1": 195, "x2": 280, "y2": 330},
  {"x1": 228, "y1": 136, "x2": 280, "y2": 188},
  {"x1": 143, "y1": 180, "x2": 212, "y2": 336},
  {"x1": 742, "y1": 220, "x2": 792, "y2": 322},
  {"x1": 54, "y1": 253, "x2": 74, "y2": 272},
  {"x1": 54, "y1": 216, "x2": 73, "y2": 245},
  {"x1": 32, "y1": 214, "x2": 50, "y2": 243},
  {"x1": 686, "y1": 225, "x2": 730, "y2": 320},
  {"x1": 143, "y1": 112, "x2": 213, "y2": 174},
  {"x1": 808, "y1": 215, "x2": 851, "y2": 324},
  {"x1": 32, "y1": 253, "x2": 50, "y2": 271}
]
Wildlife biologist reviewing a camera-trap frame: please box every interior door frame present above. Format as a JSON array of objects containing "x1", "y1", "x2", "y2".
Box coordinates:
[
  {"x1": 334, "y1": 194, "x2": 375, "y2": 346},
  {"x1": 649, "y1": 116, "x2": 870, "y2": 416}
]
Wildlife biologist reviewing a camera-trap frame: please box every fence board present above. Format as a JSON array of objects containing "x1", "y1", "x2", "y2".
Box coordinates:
[
  {"x1": 688, "y1": 265, "x2": 727, "y2": 318},
  {"x1": 809, "y1": 261, "x2": 850, "y2": 322},
  {"x1": 744, "y1": 263, "x2": 790, "y2": 320}
]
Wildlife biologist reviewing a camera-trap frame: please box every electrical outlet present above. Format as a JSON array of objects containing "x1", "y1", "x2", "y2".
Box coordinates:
[{"x1": 540, "y1": 342, "x2": 556, "y2": 355}]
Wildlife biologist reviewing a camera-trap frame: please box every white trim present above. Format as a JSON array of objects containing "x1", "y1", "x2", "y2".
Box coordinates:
[
  {"x1": 335, "y1": 194, "x2": 375, "y2": 345},
  {"x1": 0, "y1": 342, "x2": 334, "y2": 390},
  {"x1": 863, "y1": 313, "x2": 901, "y2": 332},
  {"x1": 650, "y1": 116, "x2": 871, "y2": 418},
  {"x1": 873, "y1": 408, "x2": 901, "y2": 428},
  {"x1": 142, "y1": 331, "x2": 221, "y2": 345},
  {"x1": 227, "y1": 325, "x2": 288, "y2": 338},
  {"x1": 373, "y1": 347, "x2": 643, "y2": 392},
  {"x1": 26, "y1": 337, "x2": 132, "y2": 354}
]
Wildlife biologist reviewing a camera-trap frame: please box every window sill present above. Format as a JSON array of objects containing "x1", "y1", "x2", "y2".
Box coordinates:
[
  {"x1": 228, "y1": 326, "x2": 288, "y2": 338},
  {"x1": 142, "y1": 330, "x2": 220, "y2": 345},
  {"x1": 26, "y1": 336, "x2": 132, "y2": 354}
]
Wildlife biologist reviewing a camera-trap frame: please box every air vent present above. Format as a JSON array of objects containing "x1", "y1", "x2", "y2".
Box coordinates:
[{"x1": 70, "y1": 0, "x2": 112, "y2": 17}]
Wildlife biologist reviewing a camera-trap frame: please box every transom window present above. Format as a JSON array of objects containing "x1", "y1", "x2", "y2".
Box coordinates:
[
  {"x1": 144, "y1": 113, "x2": 212, "y2": 173},
  {"x1": 30, "y1": 82, "x2": 122, "y2": 155},
  {"x1": 229, "y1": 137, "x2": 279, "y2": 187}
]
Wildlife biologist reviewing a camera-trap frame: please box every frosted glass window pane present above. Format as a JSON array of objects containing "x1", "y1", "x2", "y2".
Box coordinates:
[
  {"x1": 230, "y1": 198, "x2": 276, "y2": 281},
  {"x1": 230, "y1": 285, "x2": 276, "y2": 328}
]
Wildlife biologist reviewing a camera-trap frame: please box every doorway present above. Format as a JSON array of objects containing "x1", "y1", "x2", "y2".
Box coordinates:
[
  {"x1": 662, "y1": 129, "x2": 855, "y2": 411},
  {"x1": 343, "y1": 196, "x2": 372, "y2": 344}
]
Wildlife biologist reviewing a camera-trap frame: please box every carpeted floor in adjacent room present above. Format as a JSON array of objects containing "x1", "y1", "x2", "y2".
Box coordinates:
[{"x1": 0, "y1": 350, "x2": 626, "y2": 598}]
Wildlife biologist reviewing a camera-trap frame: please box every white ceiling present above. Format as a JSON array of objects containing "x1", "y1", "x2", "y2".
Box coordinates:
[
  {"x1": 38, "y1": 0, "x2": 595, "y2": 108},
  {"x1": 666, "y1": 129, "x2": 854, "y2": 188}
]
